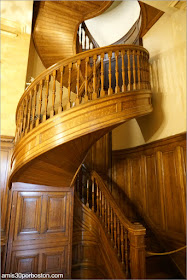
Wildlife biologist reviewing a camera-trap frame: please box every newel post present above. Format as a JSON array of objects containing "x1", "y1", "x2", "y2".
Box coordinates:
[{"x1": 128, "y1": 223, "x2": 146, "y2": 279}]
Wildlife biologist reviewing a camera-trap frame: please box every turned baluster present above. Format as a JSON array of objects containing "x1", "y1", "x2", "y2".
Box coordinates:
[
  {"x1": 146, "y1": 54, "x2": 150, "y2": 89},
  {"x1": 50, "y1": 70, "x2": 56, "y2": 117},
  {"x1": 22, "y1": 97, "x2": 28, "y2": 136},
  {"x1": 58, "y1": 67, "x2": 64, "y2": 113},
  {"x1": 30, "y1": 85, "x2": 37, "y2": 130},
  {"x1": 26, "y1": 91, "x2": 32, "y2": 133},
  {"x1": 108, "y1": 51, "x2": 113, "y2": 95},
  {"x1": 104, "y1": 197, "x2": 107, "y2": 228},
  {"x1": 144, "y1": 52, "x2": 148, "y2": 89},
  {"x1": 140, "y1": 51, "x2": 144, "y2": 89},
  {"x1": 92, "y1": 179, "x2": 95, "y2": 211},
  {"x1": 36, "y1": 80, "x2": 43, "y2": 126},
  {"x1": 96, "y1": 183, "x2": 99, "y2": 216},
  {"x1": 121, "y1": 50, "x2": 126, "y2": 92},
  {"x1": 67, "y1": 63, "x2": 72, "y2": 109},
  {"x1": 99, "y1": 190, "x2": 102, "y2": 218},
  {"x1": 127, "y1": 49, "x2": 131, "y2": 91},
  {"x1": 117, "y1": 218, "x2": 120, "y2": 257},
  {"x1": 132, "y1": 50, "x2": 136, "y2": 90},
  {"x1": 107, "y1": 203, "x2": 110, "y2": 234},
  {"x1": 15, "y1": 110, "x2": 21, "y2": 142},
  {"x1": 114, "y1": 213, "x2": 117, "y2": 249},
  {"x1": 110, "y1": 208, "x2": 114, "y2": 241},
  {"x1": 76, "y1": 60, "x2": 81, "y2": 105},
  {"x1": 19, "y1": 103, "x2": 24, "y2": 138},
  {"x1": 137, "y1": 51, "x2": 141, "y2": 90},
  {"x1": 79, "y1": 169, "x2": 82, "y2": 199},
  {"x1": 43, "y1": 75, "x2": 50, "y2": 122},
  {"x1": 121, "y1": 224, "x2": 124, "y2": 264},
  {"x1": 85, "y1": 179, "x2": 89, "y2": 207},
  {"x1": 92, "y1": 54, "x2": 97, "y2": 100},
  {"x1": 84, "y1": 57, "x2": 89, "y2": 103},
  {"x1": 115, "y1": 51, "x2": 120, "y2": 93},
  {"x1": 101, "y1": 193, "x2": 105, "y2": 222},
  {"x1": 100, "y1": 53, "x2": 105, "y2": 97},
  {"x1": 125, "y1": 230, "x2": 129, "y2": 276}
]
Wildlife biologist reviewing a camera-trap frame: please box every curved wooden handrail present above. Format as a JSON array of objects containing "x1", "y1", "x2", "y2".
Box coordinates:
[
  {"x1": 75, "y1": 167, "x2": 146, "y2": 279},
  {"x1": 15, "y1": 44, "x2": 150, "y2": 145}
]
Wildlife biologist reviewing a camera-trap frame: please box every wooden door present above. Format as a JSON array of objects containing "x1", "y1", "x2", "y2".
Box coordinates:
[{"x1": 6, "y1": 183, "x2": 74, "y2": 278}]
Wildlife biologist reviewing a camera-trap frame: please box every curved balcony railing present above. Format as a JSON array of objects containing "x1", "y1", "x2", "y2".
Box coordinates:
[{"x1": 15, "y1": 45, "x2": 150, "y2": 144}]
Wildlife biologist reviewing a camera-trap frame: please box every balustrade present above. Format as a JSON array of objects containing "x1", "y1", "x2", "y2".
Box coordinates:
[
  {"x1": 75, "y1": 166, "x2": 146, "y2": 279},
  {"x1": 15, "y1": 45, "x2": 150, "y2": 144}
]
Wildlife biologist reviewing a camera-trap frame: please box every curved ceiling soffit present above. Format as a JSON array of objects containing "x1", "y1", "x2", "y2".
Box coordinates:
[{"x1": 32, "y1": 1, "x2": 113, "y2": 68}]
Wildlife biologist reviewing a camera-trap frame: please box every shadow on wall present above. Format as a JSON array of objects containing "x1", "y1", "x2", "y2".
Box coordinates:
[{"x1": 137, "y1": 57, "x2": 164, "y2": 142}]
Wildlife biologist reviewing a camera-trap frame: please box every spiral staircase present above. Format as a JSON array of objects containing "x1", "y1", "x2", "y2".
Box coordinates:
[{"x1": 7, "y1": 1, "x2": 153, "y2": 278}]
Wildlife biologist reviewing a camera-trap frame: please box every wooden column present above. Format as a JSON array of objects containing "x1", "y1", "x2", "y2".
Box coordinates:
[{"x1": 128, "y1": 224, "x2": 146, "y2": 279}]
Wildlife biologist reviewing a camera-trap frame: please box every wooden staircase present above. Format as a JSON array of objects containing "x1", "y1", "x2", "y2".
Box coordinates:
[{"x1": 7, "y1": 2, "x2": 154, "y2": 278}]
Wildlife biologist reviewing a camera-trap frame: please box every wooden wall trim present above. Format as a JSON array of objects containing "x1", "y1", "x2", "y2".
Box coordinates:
[{"x1": 113, "y1": 132, "x2": 186, "y2": 157}]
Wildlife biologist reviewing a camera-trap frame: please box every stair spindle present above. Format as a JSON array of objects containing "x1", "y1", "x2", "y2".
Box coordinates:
[
  {"x1": 99, "y1": 190, "x2": 102, "y2": 218},
  {"x1": 117, "y1": 218, "x2": 120, "y2": 257},
  {"x1": 19, "y1": 102, "x2": 24, "y2": 138},
  {"x1": 22, "y1": 97, "x2": 28, "y2": 136},
  {"x1": 92, "y1": 179, "x2": 95, "y2": 211},
  {"x1": 43, "y1": 75, "x2": 50, "y2": 122},
  {"x1": 58, "y1": 67, "x2": 64, "y2": 113},
  {"x1": 100, "y1": 53, "x2": 105, "y2": 97},
  {"x1": 67, "y1": 63, "x2": 72, "y2": 109},
  {"x1": 114, "y1": 213, "x2": 117, "y2": 249},
  {"x1": 127, "y1": 49, "x2": 131, "y2": 91},
  {"x1": 137, "y1": 50, "x2": 141, "y2": 90},
  {"x1": 101, "y1": 192, "x2": 105, "y2": 222},
  {"x1": 30, "y1": 85, "x2": 37, "y2": 130},
  {"x1": 96, "y1": 183, "x2": 99, "y2": 216},
  {"x1": 115, "y1": 51, "x2": 120, "y2": 93},
  {"x1": 26, "y1": 92, "x2": 32, "y2": 134},
  {"x1": 121, "y1": 224, "x2": 124, "y2": 264},
  {"x1": 86, "y1": 179, "x2": 89, "y2": 207},
  {"x1": 76, "y1": 60, "x2": 81, "y2": 105},
  {"x1": 50, "y1": 70, "x2": 56, "y2": 117},
  {"x1": 108, "y1": 51, "x2": 113, "y2": 96},
  {"x1": 36, "y1": 80, "x2": 43, "y2": 126},
  {"x1": 92, "y1": 55, "x2": 97, "y2": 100},
  {"x1": 107, "y1": 203, "x2": 110, "y2": 234},
  {"x1": 84, "y1": 57, "x2": 89, "y2": 103},
  {"x1": 110, "y1": 208, "x2": 114, "y2": 241},
  {"x1": 121, "y1": 50, "x2": 126, "y2": 92},
  {"x1": 132, "y1": 50, "x2": 136, "y2": 90},
  {"x1": 104, "y1": 197, "x2": 107, "y2": 228},
  {"x1": 125, "y1": 230, "x2": 129, "y2": 276}
]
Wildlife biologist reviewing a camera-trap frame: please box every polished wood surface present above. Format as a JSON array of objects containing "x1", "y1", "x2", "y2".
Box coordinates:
[
  {"x1": 112, "y1": 132, "x2": 186, "y2": 277},
  {"x1": 5, "y1": 183, "x2": 74, "y2": 278},
  {"x1": 33, "y1": 1, "x2": 112, "y2": 68},
  {"x1": 0, "y1": 136, "x2": 14, "y2": 272},
  {"x1": 75, "y1": 167, "x2": 146, "y2": 279},
  {"x1": 10, "y1": 44, "x2": 152, "y2": 189}
]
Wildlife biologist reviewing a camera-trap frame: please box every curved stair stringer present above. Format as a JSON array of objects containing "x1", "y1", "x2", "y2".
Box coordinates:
[
  {"x1": 10, "y1": 90, "x2": 152, "y2": 188},
  {"x1": 72, "y1": 193, "x2": 127, "y2": 279}
]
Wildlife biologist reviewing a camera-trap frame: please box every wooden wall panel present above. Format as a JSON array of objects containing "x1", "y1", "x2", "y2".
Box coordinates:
[
  {"x1": 5, "y1": 183, "x2": 74, "y2": 278},
  {"x1": 0, "y1": 136, "x2": 14, "y2": 272},
  {"x1": 112, "y1": 132, "x2": 186, "y2": 277}
]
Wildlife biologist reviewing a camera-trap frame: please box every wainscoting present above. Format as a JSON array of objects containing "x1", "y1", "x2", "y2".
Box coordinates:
[{"x1": 112, "y1": 132, "x2": 186, "y2": 276}]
